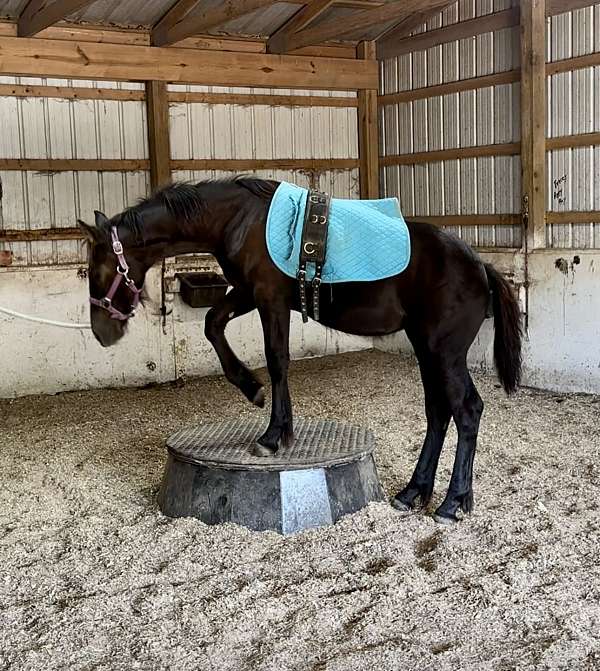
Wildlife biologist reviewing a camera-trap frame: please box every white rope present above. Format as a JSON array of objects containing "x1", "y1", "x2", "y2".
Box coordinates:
[{"x1": 0, "y1": 305, "x2": 91, "y2": 329}]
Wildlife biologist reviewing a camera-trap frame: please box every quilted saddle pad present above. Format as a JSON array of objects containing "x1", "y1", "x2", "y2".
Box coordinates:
[{"x1": 266, "y1": 181, "x2": 411, "y2": 283}]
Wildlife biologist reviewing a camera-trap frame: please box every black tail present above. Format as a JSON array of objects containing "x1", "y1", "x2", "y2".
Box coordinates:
[{"x1": 484, "y1": 263, "x2": 523, "y2": 394}]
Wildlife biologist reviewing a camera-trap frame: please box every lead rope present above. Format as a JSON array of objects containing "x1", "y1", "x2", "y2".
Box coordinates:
[{"x1": 0, "y1": 305, "x2": 91, "y2": 329}]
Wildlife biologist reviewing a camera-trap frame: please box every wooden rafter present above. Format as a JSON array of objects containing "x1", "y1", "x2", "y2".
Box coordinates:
[
  {"x1": 152, "y1": 0, "x2": 199, "y2": 46},
  {"x1": 18, "y1": 0, "x2": 95, "y2": 37},
  {"x1": 268, "y1": 0, "x2": 451, "y2": 54},
  {"x1": 267, "y1": 0, "x2": 335, "y2": 54},
  {"x1": 378, "y1": 7, "x2": 520, "y2": 59},
  {"x1": 152, "y1": 0, "x2": 279, "y2": 47},
  {"x1": 267, "y1": 1, "x2": 387, "y2": 54},
  {"x1": 375, "y1": 0, "x2": 455, "y2": 54}
]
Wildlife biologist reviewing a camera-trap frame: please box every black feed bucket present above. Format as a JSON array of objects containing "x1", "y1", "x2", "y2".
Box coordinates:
[{"x1": 178, "y1": 272, "x2": 229, "y2": 308}]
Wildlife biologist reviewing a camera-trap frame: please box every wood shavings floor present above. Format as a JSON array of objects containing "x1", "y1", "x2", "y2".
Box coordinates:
[{"x1": 1, "y1": 350, "x2": 599, "y2": 671}]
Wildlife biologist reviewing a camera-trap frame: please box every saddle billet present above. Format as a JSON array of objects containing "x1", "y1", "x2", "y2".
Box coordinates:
[{"x1": 297, "y1": 190, "x2": 331, "y2": 323}]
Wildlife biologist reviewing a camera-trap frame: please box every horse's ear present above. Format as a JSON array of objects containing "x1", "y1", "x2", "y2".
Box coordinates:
[
  {"x1": 94, "y1": 210, "x2": 109, "y2": 227},
  {"x1": 77, "y1": 219, "x2": 99, "y2": 244}
]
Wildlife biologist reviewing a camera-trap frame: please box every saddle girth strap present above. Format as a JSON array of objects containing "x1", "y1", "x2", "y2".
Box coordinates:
[{"x1": 297, "y1": 190, "x2": 331, "y2": 323}]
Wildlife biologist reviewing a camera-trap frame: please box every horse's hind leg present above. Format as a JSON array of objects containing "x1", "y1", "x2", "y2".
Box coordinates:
[
  {"x1": 204, "y1": 287, "x2": 264, "y2": 407},
  {"x1": 434, "y1": 363, "x2": 484, "y2": 523},
  {"x1": 392, "y1": 347, "x2": 451, "y2": 512}
]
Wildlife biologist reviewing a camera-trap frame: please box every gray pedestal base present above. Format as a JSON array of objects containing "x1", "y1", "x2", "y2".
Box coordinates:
[{"x1": 158, "y1": 417, "x2": 384, "y2": 534}]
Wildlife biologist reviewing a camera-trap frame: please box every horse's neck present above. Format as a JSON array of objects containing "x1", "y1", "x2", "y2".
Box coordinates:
[{"x1": 128, "y1": 200, "x2": 231, "y2": 266}]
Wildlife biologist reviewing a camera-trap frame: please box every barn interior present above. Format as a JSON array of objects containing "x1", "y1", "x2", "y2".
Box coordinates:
[
  {"x1": 1, "y1": 1, "x2": 599, "y2": 669},
  {"x1": 1, "y1": 0, "x2": 598, "y2": 397}
]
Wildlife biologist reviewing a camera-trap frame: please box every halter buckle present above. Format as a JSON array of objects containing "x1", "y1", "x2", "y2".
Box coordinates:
[{"x1": 112, "y1": 240, "x2": 124, "y2": 255}]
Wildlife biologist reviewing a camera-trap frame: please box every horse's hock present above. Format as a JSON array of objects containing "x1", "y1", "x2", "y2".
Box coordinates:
[{"x1": 158, "y1": 417, "x2": 384, "y2": 534}]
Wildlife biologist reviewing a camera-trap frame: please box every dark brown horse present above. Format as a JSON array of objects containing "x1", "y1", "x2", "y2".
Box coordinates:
[{"x1": 78, "y1": 177, "x2": 522, "y2": 523}]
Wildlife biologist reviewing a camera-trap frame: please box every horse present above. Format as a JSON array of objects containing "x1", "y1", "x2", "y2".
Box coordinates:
[{"x1": 77, "y1": 177, "x2": 522, "y2": 523}]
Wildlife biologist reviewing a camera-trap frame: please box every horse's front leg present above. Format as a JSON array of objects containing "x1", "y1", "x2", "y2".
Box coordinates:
[
  {"x1": 253, "y1": 299, "x2": 293, "y2": 457},
  {"x1": 204, "y1": 287, "x2": 264, "y2": 406}
]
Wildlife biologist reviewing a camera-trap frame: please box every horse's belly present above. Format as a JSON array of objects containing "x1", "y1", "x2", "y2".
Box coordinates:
[{"x1": 316, "y1": 293, "x2": 406, "y2": 337}]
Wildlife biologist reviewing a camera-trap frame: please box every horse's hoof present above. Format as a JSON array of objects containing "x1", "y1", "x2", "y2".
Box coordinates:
[
  {"x1": 433, "y1": 513, "x2": 458, "y2": 525},
  {"x1": 252, "y1": 442, "x2": 277, "y2": 457},
  {"x1": 391, "y1": 498, "x2": 412, "y2": 515},
  {"x1": 252, "y1": 387, "x2": 265, "y2": 408}
]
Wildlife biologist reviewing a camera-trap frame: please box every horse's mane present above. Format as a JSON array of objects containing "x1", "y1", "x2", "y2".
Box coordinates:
[{"x1": 97, "y1": 176, "x2": 279, "y2": 244}]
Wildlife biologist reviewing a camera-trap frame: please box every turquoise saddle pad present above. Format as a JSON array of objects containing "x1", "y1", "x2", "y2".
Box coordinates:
[{"x1": 266, "y1": 181, "x2": 411, "y2": 283}]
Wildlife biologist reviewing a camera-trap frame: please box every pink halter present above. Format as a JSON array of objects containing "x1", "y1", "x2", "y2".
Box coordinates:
[{"x1": 89, "y1": 226, "x2": 143, "y2": 321}]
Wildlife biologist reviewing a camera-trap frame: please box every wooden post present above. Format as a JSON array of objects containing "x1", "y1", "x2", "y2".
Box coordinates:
[
  {"x1": 357, "y1": 41, "x2": 379, "y2": 199},
  {"x1": 520, "y1": 0, "x2": 546, "y2": 249},
  {"x1": 145, "y1": 80, "x2": 172, "y2": 190}
]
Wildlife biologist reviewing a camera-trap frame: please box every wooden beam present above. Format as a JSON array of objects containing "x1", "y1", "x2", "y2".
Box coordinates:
[
  {"x1": 0, "y1": 228, "x2": 83, "y2": 242},
  {"x1": 153, "y1": 0, "x2": 279, "y2": 48},
  {"x1": 378, "y1": 8, "x2": 520, "y2": 59},
  {"x1": 547, "y1": 132, "x2": 600, "y2": 150},
  {"x1": 378, "y1": 70, "x2": 520, "y2": 106},
  {"x1": 146, "y1": 81, "x2": 171, "y2": 189},
  {"x1": 546, "y1": 51, "x2": 600, "y2": 75},
  {"x1": 375, "y1": 1, "x2": 454, "y2": 50},
  {"x1": 151, "y1": 0, "x2": 199, "y2": 46},
  {"x1": 18, "y1": 0, "x2": 96, "y2": 37},
  {"x1": 380, "y1": 142, "x2": 521, "y2": 167},
  {"x1": 0, "y1": 83, "x2": 145, "y2": 101},
  {"x1": 168, "y1": 91, "x2": 357, "y2": 107},
  {"x1": 377, "y1": 0, "x2": 589, "y2": 60},
  {"x1": 267, "y1": 0, "x2": 334, "y2": 54},
  {"x1": 0, "y1": 36, "x2": 378, "y2": 90},
  {"x1": 546, "y1": 0, "x2": 599, "y2": 15},
  {"x1": 171, "y1": 158, "x2": 359, "y2": 171},
  {"x1": 0, "y1": 159, "x2": 149, "y2": 171},
  {"x1": 546, "y1": 211, "x2": 600, "y2": 223},
  {"x1": 269, "y1": 0, "x2": 450, "y2": 54},
  {"x1": 0, "y1": 20, "x2": 358, "y2": 58},
  {"x1": 357, "y1": 42, "x2": 379, "y2": 198},
  {"x1": 405, "y1": 214, "x2": 521, "y2": 227},
  {"x1": 520, "y1": 0, "x2": 546, "y2": 250}
]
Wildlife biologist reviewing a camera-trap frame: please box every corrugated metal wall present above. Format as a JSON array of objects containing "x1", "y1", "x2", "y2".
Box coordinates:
[
  {"x1": 546, "y1": 2, "x2": 600, "y2": 248},
  {"x1": 0, "y1": 80, "x2": 358, "y2": 267},
  {"x1": 380, "y1": 0, "x2": 522, "y2": 248},
  {"x1": 168, "y1": 84, "x2": 359, "y2": 197},
  {"x1": 0, "y1": 75, "x2": 150, "y2": 267}
]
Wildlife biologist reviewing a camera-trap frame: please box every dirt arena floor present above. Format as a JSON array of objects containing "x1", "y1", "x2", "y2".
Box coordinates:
[{"x1": 1, "y1": 350, "x2": 599, "y2": 671}]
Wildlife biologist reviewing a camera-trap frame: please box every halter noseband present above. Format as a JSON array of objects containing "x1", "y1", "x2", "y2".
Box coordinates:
[{"x1": 89, "y1": 226, "x2": 142, "y2": 321}]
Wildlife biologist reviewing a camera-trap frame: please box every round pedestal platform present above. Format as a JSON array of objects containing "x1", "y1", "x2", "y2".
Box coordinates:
[{"x1": 158, "y1": 417, "x2": 384, "y2": 534}]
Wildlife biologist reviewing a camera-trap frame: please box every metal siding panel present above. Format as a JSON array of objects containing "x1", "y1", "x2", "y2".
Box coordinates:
[
  {"x1": 443, "y1": 158, "x2": 461, "y2": 216},
  {"x1": 0, "y1": 171, "x2": 28, "y2": 264},
  {"x1": 97, "y1": 100, "x2": 123, "y2": 159},
  {"x1": 53, "y1": 172, "x2": 80, "y2": 264},
  {"x1": 73, "y1": 100, "x2": 99, "y2": 159},
  {"x1": 0, "y1": 95, "x2": 20, "y2": 158},
  {"x1": 122, "y1": 101, "x2": 148, "y2": 159},
  {"x1": 398, "y1": 165, "x2": 415, "y2": 217},
  {"x1": 428, "y1": 162, "x2": 444, "y2": 215},
  {"x1": 443, "y1": 92, "x2": 460, "y2": 150},
  {"x1": 413, "y1": 164, "x2": 429, "y2": 215},
  {"x1": 442, "y1": 40, "x2": 459, "y2": 83},
  {"x1": 190, "y1": 103, "x2": 214, "y2": 160},
  {"x1": 169, "y1": 102, "x2": 191, "y2": 160},
  {"x1": 412, "y1": 99, "x2": 428, "y2": 152},
  {"x1": 212, "y1": 104, "x2": 234, "y2": 159},
  {"x1": 47, "y1": 98, "x2": 74, "y2": 159},
  {"x1": 100, "y1": 172, "x2": 126, "y2": 218}
]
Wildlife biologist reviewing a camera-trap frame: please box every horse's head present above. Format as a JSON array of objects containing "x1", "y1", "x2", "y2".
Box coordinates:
[{"x1": 78, "y1": 211, "x2": 145, "y2": 348}]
